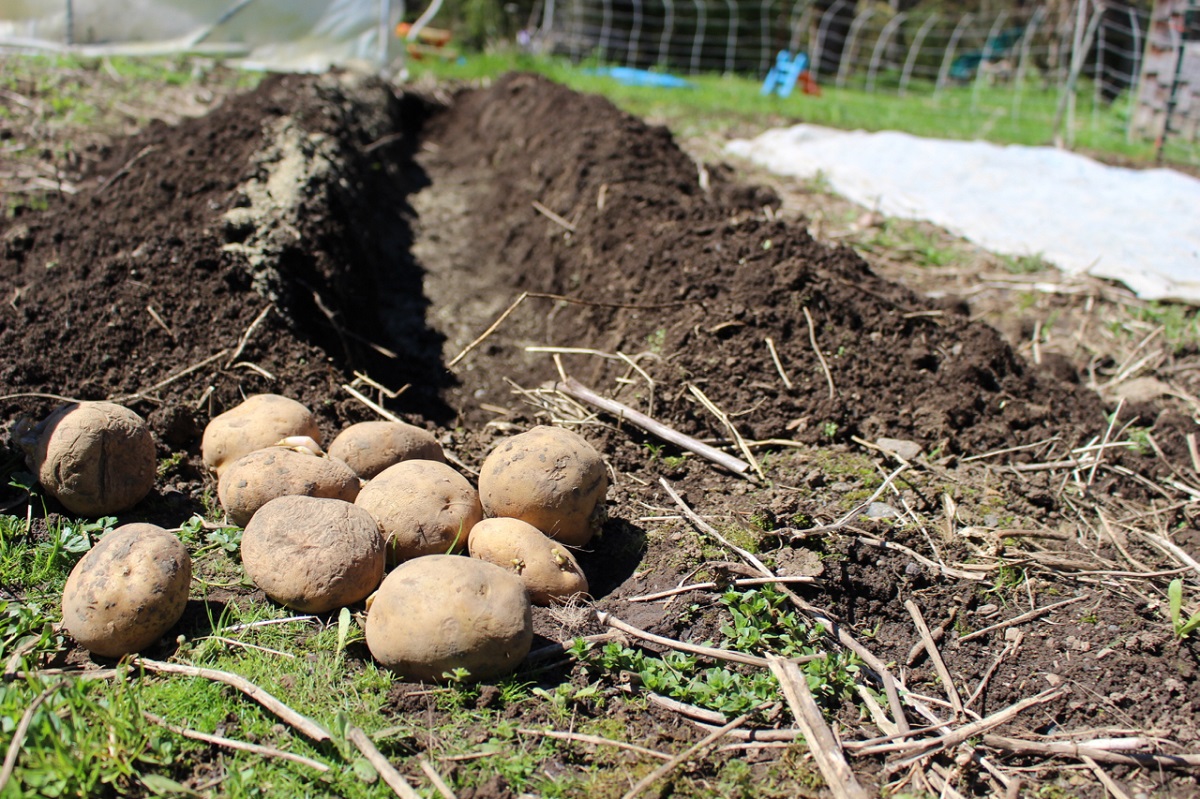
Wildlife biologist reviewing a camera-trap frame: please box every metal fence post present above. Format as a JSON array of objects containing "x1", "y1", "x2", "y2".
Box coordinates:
[
  {"x1": 690, "y1": 0, "x2": 707, "y2": 74},
  {"x1": 867, "y1": 12, "x2": 907, "y2": 92},
  {"x1": 628, "y1": 0, "x2": 643, "y2": 65},
  {"x1": 599, "y1": 0, "x2": 613, "y2": 60},
  {"x1": 971, "y1": 11, "x2": 1008, "y2": 112},
  {"x1": 65, "y1": 0, "x2": 74, "y2": 46},
  {"x1": 1125, "y1": 6, "x2": 1142, "y2": 142},
  {"x1": 724, "y1": 0, "x2": 738, "y2": 74},
  {"x1": 899, "y1": 12, "x2": 938, "y2": 96},
  {"x1": 936, "y1": 13, "x2": 973, "y2": 92},
  {"x1": 812, "y1": 0, "x2": 849, "y2": 78},
  {"x1": 837, "y1": 6, "x2": 876, "y2": 88},
  {"x1": 760, "y1": 0, "x2": 776, "y2": 75},
  {"x1": 1012, "y1": 7, "x2": 1047, "y2": 122},
  {"x1": 659, "y1": 0, "x2": 675, "y2": 67}
]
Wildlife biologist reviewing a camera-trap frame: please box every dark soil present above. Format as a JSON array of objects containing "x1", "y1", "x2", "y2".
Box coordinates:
[{"x1": 2, "y1": 70, "x2": 1198, "y2": 797}]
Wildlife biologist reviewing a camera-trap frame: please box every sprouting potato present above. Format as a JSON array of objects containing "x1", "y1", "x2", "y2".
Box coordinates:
[
  {"x1": 201, "y1": 394, "x2": 321, "y2": 477},
  {"x1": 468, "y1": 517, "x2": 588, "y2": 605}
]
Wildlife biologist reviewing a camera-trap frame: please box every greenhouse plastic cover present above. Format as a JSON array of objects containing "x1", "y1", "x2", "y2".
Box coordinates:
[
  {"x1": 727, "y1": 125, "x2": 1200, "y2": 304},
  {"x1": 0, "y1": 0, "x2": 398, "y2": 72}
]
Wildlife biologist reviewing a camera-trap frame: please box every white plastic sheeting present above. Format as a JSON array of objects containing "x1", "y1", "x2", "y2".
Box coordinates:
[
  {"x1": 0, "y1": 0, "x2": 401, "y2": 72},
  {"x1": 727, "y1": 125, "x2": 1200, "y2": 304}
]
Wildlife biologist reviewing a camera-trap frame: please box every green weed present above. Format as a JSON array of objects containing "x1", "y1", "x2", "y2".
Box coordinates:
[{"x1": 1167, "y1": 579, "x2": 1200, "y2": 639}]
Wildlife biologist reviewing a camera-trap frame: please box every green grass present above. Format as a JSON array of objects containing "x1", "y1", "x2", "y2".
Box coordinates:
[{"x1": 406, "y1": 49, "x2": 1198, "y2": 167}]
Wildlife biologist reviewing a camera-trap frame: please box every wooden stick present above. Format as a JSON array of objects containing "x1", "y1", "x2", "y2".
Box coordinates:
[
  {"x1": 628, "y1": 575, "x2": 819, "y2": 603},
  {"x1": 1137, "y1": 530, "x2": 1200, "y2": 580},
  {"x1": 144, "y1": 712, "x2": 328, "y2": 772},
  {"x1": 765, "y1": 337, "x2": 793, "y2": 390},
  {"x1": 982, "y1": 735, "x2": 1200, "y2": 769},
  {"x1": 768, "y1": 656, "x2": 869, "y2": 799},
  {"x1": 957, "y1": 595, "x2": 1089, "y2": 643},
  {"x1": 965, "y1": 631, "x2": 1022, "y2": 710},
  {"x1": 346, "y1": 725, "x2": 423, "y2": 799},
  {"x1": 905, "y1": 600, "x2": 964, "y2": 717},
  {"x1": 418, "y1": 754, "x2": 458, "y2": 799},
  {"x1": 556, "y1": 378, "x2": 750, "y2": 475},
  {"x1": 133, "y1": 658, "x2": 329, "y2": 743},
  {"x1": 803, "y1": 307, "x2": 837, "y2": 400},
  {"x1": 620, "y1": 710, "x2": 755, "y2": 799},
  {"x1": 516, "y1": 728, "x2": 672, "y2": 761},
  {"x1": 595, "y1": 610, "x2": 773, "y2": 668}
]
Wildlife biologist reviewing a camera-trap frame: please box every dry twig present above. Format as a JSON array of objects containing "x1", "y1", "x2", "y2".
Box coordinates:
[
  {"x1": 144, "y1": 712, "x2": 328, "y2": 772},
  {"x1": 905, "y1": 601, "x2": 964, "y2": 717},
  {"x1": 133, "y1": 658, "x2": 329, "y2": 742},
  {"x1": 558, "y1": 378, "x2": 750, "y2": 475},
  {"x1": 803, "y1": 307, "x2": 837, "y2": 400},
  {"x1": 620, "y1": 709, "x2": 758, "y2": 799},
  {"x1": 516, "y1": 728, "x2": 672, "y2": 761},
  {"x1": 768, "y1": 656, "x2": 869, "y2": 799},
  {"x1": 346, "y1": 725, "x2": 423, "y2": 799},
  {"x1": 957, "y1": 595, "x2": 1089, "y2": 643},
  {"x1": 0, "y1": 680, "x2": 62, "y2": 792}
]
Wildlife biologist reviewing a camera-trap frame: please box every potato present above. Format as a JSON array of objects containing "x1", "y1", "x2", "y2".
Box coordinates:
[
  {"x1": 477, "y1": 426, "x2": 608, "y2": 547},
  {"x1": 61, "y1": 523, "x2": 191, "y2": 658},
  {"x1": 328, "y1": 420, "x2": 445, "y2": 480},
  {"x1": 354, "y1": 460, "x2": 482, "y2": 564},
  {"x1": 365, "y1": 555, "x2": 533, "y2": 682},
  {"x1": 468, "y1": 517, "x2": 588, "y2": 606},
  {"x1": 202, "y1": 394, "x2": 321, "y2": 477},
  {"x1": 23, "y1": 401, "x2": 156, "y2": 517},
  {"x1": 241, "y1": 496, "x2": 385, "y2": 613},
  {"x1": 217, "y1": 447, "x2": 360, "y2": 527}
]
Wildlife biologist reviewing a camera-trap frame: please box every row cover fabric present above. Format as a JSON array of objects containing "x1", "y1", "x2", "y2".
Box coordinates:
[{"x1": 727, "y1": 124, "x2": 1200, "y2": 304}]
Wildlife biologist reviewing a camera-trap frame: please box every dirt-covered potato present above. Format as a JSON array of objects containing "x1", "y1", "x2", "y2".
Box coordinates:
[
  {"x1": 354, "y1": 459, "x2": 482, "y2": 564},
  {"x1": 477, "y1": 426, "x2": 608, "y2": 547},
  {"x1": 241, "y1": 495, "x2": 384, "y2": 613},
  {"x1": 201, "y1": 394, "x2": 321, "y2": 477},
  {"x1": 61, "y1": 523, "x2": 191, "y2": 658},
  {"x1": 365, "y1": 555, "x2": 533, "y2": 682},
  {"x1": 217, "y1": 447, "x2": 360, "y2": 527},
  {"x1": 327, "y1": 420, "x2": 445, "y2": 480},
  {"x1": 468, "y1": 517, "x2": 589, "y2": 605},
  {"x1": 21, "y1": 401, "x2": 156, "y2": 517}
]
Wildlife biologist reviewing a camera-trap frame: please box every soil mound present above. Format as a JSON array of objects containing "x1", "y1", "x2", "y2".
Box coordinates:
[{"x1": 2, "y1": 70, "x2": 1106, "y2": 461}]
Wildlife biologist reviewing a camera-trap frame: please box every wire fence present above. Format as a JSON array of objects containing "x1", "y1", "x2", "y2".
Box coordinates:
[{"x1": 538, "y1": 0, "x2": 1200, "y2": 162}]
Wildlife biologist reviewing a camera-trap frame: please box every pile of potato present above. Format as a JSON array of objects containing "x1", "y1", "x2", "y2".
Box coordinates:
[{"x1": 32, "y1": 394, "x2": 607, "y2": 684}]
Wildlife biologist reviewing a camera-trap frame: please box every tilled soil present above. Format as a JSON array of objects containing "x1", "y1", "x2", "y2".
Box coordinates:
[{"x1": 2, "y1": 70, "x2": 1198, "y2": 797}]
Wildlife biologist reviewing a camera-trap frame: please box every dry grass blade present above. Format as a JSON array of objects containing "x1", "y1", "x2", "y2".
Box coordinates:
[
  {"x1": 904, "y1": 600, "x2": 964, "y2": 717},
  {"x1": 619, "y1": 709, "x2": 758, "y2": 799},
  {"x1": 225, "y1": 304, "x2": 274, "y2": 369},
  {"x1": 418, "y1": 755, "x2": 458, "y2": 799},
  {"x1": 0, "y1": 680, "x2": 63, "y2": 792},
  {"x1": 768, "y1": 656, "x2": 870, "y2": 799},
  {"x1": 143, "y1": 712, "x2": 329, "y2": 772},
  {"x1": 803, "y1": 307, "x2": 837, "y2": 400},
  {"x1": 133, "y1": 658, "x2": 330, "y2": 743},
  {"x1": 765, "y1": 336, "x2": 793, "y2": 389},
  {"x1": 659, "y1": 477, "x2": 772, "y2": 576},
  {"x1": 595, "y1": 610, "x2": 775, "y2": 668},
  {"x1": 686, "y1": 383, "x2": 765, "y2": 480},
  {"x1": 982, "y1": 735, "x2": 1200, "y2": 769}
]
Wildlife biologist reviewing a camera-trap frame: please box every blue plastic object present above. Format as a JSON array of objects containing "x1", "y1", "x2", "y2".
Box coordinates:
[
  {"x1": 585, "y1": 66, "x2": 691, "y2": 88},
  {"x1": 761, "y1": 50, "x2": 809, "y2": 98}
]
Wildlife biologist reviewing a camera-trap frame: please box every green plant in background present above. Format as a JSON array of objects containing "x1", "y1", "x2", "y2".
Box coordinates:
[{"x1": 1167, "y1": 579, "x2": 1200, "y2": 639}]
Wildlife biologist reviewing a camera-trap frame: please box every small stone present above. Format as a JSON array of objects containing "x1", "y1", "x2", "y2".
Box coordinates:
[
  {"x1": 865, "y1": 502, "x2": 900, "y2": 519},
  {"x1": 976, "y1": 603, "x2": 999, "y2": 617},
  {"x1": 875, "y1": 437, "x2": 922, "y2": 461}
]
